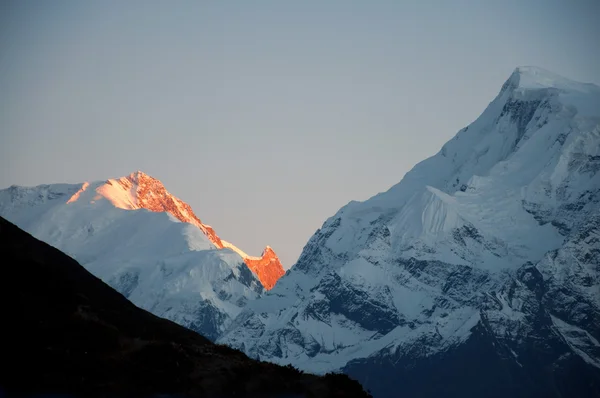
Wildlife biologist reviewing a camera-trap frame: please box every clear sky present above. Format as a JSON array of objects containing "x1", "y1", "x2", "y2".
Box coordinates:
[{"x1": 1, "y1": 0, "x2": 599, "y2": 268}]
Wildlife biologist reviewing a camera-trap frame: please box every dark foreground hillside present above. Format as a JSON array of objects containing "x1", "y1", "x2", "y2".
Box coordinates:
[{"x1": 0, "y1": 217, "x2": 370, "y2": 398}]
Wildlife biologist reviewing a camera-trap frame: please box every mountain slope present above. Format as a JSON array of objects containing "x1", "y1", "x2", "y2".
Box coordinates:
[
  {"x1": 84, "y1": 170, "x2": 285, "y2": 289},
  {"x1": 0, "y1": 216, "x2": 370, "y2": 398},
  {"x1": 0, "y1": 171, "x2": 282, "y2": 340},
  {"x1": 219, "y1": 67, "x2": 600, "y2": 397}
]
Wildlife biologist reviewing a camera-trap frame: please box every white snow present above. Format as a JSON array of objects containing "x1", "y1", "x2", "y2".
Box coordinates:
[
  {"x1": 0, "y1": 178, "x2": 264, "y2": 338},
  {"x1": 96, "y1": 178, "x2": 140, "y2": 210},
  {"x1": 551, "y1": 315, "x2": 600, "y2": 369},
  {"x1": 511, "y1": 66, "x2": 596, "y2": 91},
  {"x1": 221, "y1": 239, "x2": 262, "y2": 260}
]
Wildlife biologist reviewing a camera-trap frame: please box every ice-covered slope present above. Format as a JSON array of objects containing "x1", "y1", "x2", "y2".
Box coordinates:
[
  {"x1": 81, "y1": 171, "x2": 284, "y2": 289},
  {"x1": 219, "y1": 67, "x2": 600, "y2": 397},
  {"x1": 0, "y1": 171, "x2": 282, "y2": 340}
]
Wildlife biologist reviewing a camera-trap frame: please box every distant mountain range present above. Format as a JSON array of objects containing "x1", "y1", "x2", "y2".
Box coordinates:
[{"x1": 2, "y1": 66, "x2": 599, "y2": 398}]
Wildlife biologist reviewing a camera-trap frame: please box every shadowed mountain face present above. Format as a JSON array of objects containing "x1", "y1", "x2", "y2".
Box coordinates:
[{"x1": 0, "y1": 217, "x2": 369, "y2": 398}]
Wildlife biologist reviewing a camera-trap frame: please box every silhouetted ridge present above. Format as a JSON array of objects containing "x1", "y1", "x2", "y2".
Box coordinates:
[{"x1": 0, "y1": 216, "x2": 370, "y2": 398}]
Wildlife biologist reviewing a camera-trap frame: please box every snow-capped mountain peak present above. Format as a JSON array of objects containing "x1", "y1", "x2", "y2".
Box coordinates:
[
  {"x1": 0, "y1": 170, "x2": 285, "y2": 341},
  {"x1": 218, "y1": 67, "x2": 600, "y2": 397},
  {"x1": 244, "y1": 246, "x2": 285, "y2": 290},
  {"x1": 506, "y1": 66, "x2": 599, "y2": 92},
  {"x1": 61, "y1": 171, "x2": 285, "y2": 290},
  {"x1": 90, "y1": 171, "x2": 225, "y2": 247}
]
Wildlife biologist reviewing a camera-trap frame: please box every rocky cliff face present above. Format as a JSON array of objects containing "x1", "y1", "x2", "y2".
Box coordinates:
[
  {"x1": 219, "y1": 67, "x2": 600, "y2": 397},
  {"x1": 244, "y1": 246, "x2": 286, "y2": 290}
]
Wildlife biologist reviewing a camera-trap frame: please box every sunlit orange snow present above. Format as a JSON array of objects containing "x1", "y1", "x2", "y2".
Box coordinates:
[
  {"x1": 66, "y1": 171, "x2": 284, "y2": 289},
  {"x1": 66, "y1": 182, "x2": 90, "y2": 204}
]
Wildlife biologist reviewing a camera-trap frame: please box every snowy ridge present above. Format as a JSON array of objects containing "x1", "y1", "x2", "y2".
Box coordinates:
[
  {"x1": 1, "y1": 171, "x2": 285, "y2": 290},
  {"x1": 218, "y1": 67, "x2": 600, "y2": 396},
  {"x1": 0, "y1": 172, "x2": 283, "y2": 339},
  {"x1": 222, "y1": 240, "x2": 257, "y2": 260},
  {"x1": 221, "y1": 241, "x2": 284, "y2": 290}
]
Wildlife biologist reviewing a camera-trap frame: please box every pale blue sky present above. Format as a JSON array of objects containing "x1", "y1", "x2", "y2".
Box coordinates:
[{"x1": 1, "y1": 1, "x2": 599, "y2": 268}]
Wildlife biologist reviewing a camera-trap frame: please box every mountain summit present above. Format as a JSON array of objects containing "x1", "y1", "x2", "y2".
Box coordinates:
[
  {"x1": 222, "y1": 243, "x2": 285, "y2": 290},
  {"x1": 65, "y1": 170, "x2": 284, "y2": 290},
  {"x1": 219, "y1": 67, "x2": 600, "y2": 397},
  {"x1": 0, "y1": 171, "x2": 284, "y2": 340},
  {"x1": 505, "y1": 66, "x2": 599, "y2": 92},
  {"x1": 93, "y1": 170, "x2": 224, "y2": 244}
]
